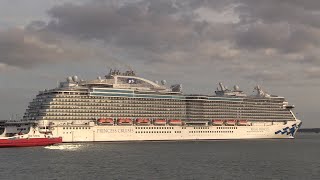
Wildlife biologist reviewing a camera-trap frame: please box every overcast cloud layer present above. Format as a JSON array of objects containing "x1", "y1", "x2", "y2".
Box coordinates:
[
  {"x1": 1, "y1": 0, "x2": 320, "y2": 82},
  {"x1": 0, "y1": 0, "x2": 320, "y2": 127}
]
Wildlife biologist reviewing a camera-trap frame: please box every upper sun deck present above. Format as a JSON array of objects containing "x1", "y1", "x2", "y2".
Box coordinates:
[
  {"x1": 54, "y1": 69, "x2": 182, "y2": 95},
  {"x1": 37, "y1": 69, "x2": 285, "y2": 100}
]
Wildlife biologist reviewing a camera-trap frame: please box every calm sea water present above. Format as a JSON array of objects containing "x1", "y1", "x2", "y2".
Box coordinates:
[{"x1": 0, "y1": 133, "x2": 319, "y2": 180}]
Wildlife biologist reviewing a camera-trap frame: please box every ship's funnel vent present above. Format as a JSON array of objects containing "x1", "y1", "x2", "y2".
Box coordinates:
[{"x1": 171, "y1": 84, "x2": 182, "y2": 92}]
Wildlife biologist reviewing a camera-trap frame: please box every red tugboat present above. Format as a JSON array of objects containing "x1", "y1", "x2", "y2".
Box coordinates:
[{"x1": 0, "y1": 126, "x2": 62, "y2": 148}]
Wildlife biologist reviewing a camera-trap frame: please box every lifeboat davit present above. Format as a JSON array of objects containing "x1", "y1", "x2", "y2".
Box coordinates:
[
  {"x1": 238, "y1": 120, "x2": 248, "y2": 126},
  {"x1": 225, "y1": 120, "x2": 237, "y2": 126},
  {"x1": 212, "y1": 120, "x2": 224, "y2": 126},
  {"x1": 0, "y1": 128, "x2": 62, "y2": 148},
  {"x1": 153, "y1": 119, "x2": 166, "y2": 125},
  {"x1": 136, "y1": 119, "x2": 150, "y2": 125},
  {"x1": 117, "y1": 119, "x2": 133, "y2": 125},
  {"x1": 169, "y1": 120, "x2": 182, "y2": 126},
  {"x1": 97, "y1": 118, "x2": 114, "y2": 125}
]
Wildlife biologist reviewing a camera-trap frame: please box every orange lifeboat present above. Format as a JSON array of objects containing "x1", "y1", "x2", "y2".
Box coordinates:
[
  {"x1": 136, "y1": 119, "x2": 150, "y2": 125},
  {"x1": 212, "y1": 120, "x2": 224, "y2": 126},
  {"x1": 169, "y1": 119, "x2": 182, "y2": 126},
  {"x1": 117, "y1": 119, "x2": 133, "y2": 125},
  {"x1": 97, "y1": 118, "x2": 114, "y2": 125},
  {"x1": 153, "y1": 119, "x2": 166, "y2": 125},
  {"x1": 225, "y1": 120, "x2": 237, "y2": 126},
  {"x1": 238, "y1": 120, "x2": 248, "y2": 126}
]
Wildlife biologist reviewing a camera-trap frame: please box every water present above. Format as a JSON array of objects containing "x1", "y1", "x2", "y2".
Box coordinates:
[{"x1": 0, "y1": 133, "x2": 319, "y2": 180}]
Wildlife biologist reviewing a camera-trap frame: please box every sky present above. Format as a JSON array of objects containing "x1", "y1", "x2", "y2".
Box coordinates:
[{"x1": 0, "y1": 0, "x2": 319, "y2": 127}]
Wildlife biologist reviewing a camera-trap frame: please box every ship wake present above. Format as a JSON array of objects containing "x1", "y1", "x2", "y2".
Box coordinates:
[{"x1": 44, "y1": 144, "x2": 83, "y2": 151}]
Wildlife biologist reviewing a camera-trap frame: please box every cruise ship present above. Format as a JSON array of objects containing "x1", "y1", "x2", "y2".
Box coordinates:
[{"x1": 5, "y1": 69, "x2": 301, "y2": 142}]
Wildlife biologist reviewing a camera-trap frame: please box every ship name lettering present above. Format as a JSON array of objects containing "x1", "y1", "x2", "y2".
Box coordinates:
[{"x1": 250, "y1": 127, "x2": 269, "y2": 131}]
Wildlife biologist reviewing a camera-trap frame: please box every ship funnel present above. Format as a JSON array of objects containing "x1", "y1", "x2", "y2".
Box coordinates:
[{"x1": 219, "y1": 82, "x2": 226, "y2": 91}]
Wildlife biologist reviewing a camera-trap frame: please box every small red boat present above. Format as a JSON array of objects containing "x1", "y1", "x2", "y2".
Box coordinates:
[{"x1": 0, "y1": 129, "x2": 62, "y2": 148}]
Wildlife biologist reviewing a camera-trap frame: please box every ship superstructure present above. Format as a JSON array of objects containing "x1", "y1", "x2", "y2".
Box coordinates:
[{"x1": 16, "y1": 69, "x2": 301, "y2": 142}]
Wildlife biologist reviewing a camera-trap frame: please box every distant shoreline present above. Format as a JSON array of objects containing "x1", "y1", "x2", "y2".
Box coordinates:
[{"x1": 298, "y1": 128, "x2": 320, "y2": 133}]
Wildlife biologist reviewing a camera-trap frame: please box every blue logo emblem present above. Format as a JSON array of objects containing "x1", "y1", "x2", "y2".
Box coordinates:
[{"x1": 275, "y1": 124, "x2": 297, "y2": 136}]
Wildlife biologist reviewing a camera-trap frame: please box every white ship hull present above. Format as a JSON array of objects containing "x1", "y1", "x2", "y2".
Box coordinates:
[{"x1": 51, "y1": 120, "x2": 301, "y2": 142}]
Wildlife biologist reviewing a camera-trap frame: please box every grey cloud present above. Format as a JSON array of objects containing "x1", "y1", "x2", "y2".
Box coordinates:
[
  {"x1": 46, "y1": 1, "x2": 202, "y2": 53},
  {"x1": 236, "y1": 0, "x2": 320, "y2": 28},
  {"x1": 304, "y1": 67, "x2": 320, "y2": 79},
  {"x1": 1, "y1": 0, "x2": 320, "y2": 85},
  {"x1": 191, "y1": 0, "x2": 320, "y2": 55},
  {"x1": 0, "y1": 28, "x2": 97, "y2": 69},
  {"x1": 234, "y1": 23, "x2": 320, "y2": 53}
]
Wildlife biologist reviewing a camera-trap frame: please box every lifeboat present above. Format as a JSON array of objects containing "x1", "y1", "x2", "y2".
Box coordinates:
[
  {"x1": 212, "y1": 120, "x2": 224, "y2": 126},
  {"x1": 136, "y1": 119, "x2": 150, "y2": 125},
  {"x1": 153, "y1": 119, "x2": 166, "y2": 125},
  {"x1": 225, "y1": 120, "x2": 237, "y2": 126},
  {"x1": 97, "y1": 118, "x2": 114, "y2": 125},
  {"x1": 117, "y1": 119, "x2": 133, "y2": 125},
  {"x1": 238, "y1": 120, "x2": 248, "y2": 126},
  {"x1": 169, "y1": 120, "x2": 182, "y2": 126}
]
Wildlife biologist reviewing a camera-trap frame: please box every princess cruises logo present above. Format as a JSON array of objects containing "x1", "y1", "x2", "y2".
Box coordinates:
[{"x1": 128, "y1": 78, "x2": 136, "y2": 84}]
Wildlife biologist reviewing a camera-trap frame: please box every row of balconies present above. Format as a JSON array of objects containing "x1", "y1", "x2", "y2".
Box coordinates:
[
  {"x1": 27, "y1": 110, "x2": 293, "y2": 119},
  {"x1": 34, "y1": 95, "x2": 286, "y2": 105},
  {"x1": 41, "y1": 111, "x2": 186, "y2": 116},
  {"x1": 30, "y1": 99, "x2": 283, "y2": 108},
  {"x1": 34, "y1": 102, "x2": 283, "y2": 110},
  {"x1": 25, "y1": 106, "x2": 292, "y2": 115},
  {"x1": 51, "y1": 97, "x2": 183, "y2": 102},
  {"x1": 47, "y1": 104, "x2": 186, "y2": 109},
  {"x1": 35, "y1": 110, "x2": 293, "y2": 117},
  {"x1": 186, "y1": 106, "x2": 286, "y2": 111},
  {"x1": 202, "y1": 103, "x2": 282, "y2": 107},
  {"x1": 40, "y1": 115, "x2": 186, "y2": 120},
  {"x1": 190, "y1": 102, "x2": 282, "y2": 106},
  {"x1": 206, "y1": 100, "x2": 283, "y2": 104},
  {"x1": 27, "y1": 106, "x2": 286, "y2": 114},
  {"x1": 48, "y1": 101, "x2": 185, "y2": 105},
  {"x1": 186, "y1": 109, "x2": 292, "y2": 114},
  {"x1": 37, "y1": 107, "x2": 185, "y2": 112}
]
